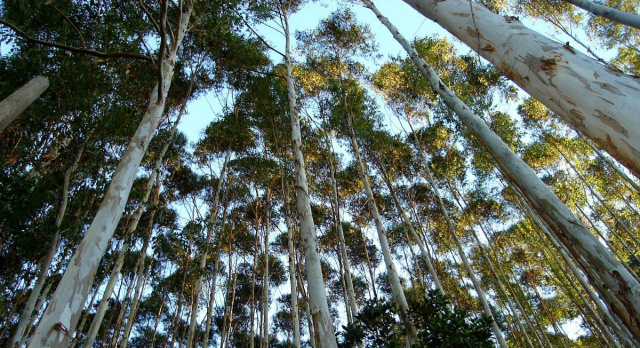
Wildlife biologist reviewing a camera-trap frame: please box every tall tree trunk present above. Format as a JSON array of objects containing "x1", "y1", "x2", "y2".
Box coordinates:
[
  {"x1": 283, "y1": 6, "x2": 338, "y2": 347},
  {"x1": 376, "y1": 160, "x2": 445, "y2": 294},
  {"x1": 400, "y1": 0, "x2": 640, "y2": 178},
  {"x1": 26, "y1": 6, "x2": 193, "y2": 347},
  {"x1": 327, "y1": 148, "x2": 359, "y2": 318},
  {"x1": 186, "y1": 149, "x2": 230, "y2": 348},
  {"x1": 365, "y1": 2, "x2": 640, "y2": 341},
  {"x1": 0, "y1": 76, "x2": 49, "y2": 132},
  {"x1": 261, "y1": 190, "x2": 271, "y2": 348},
  {"x1": 283, "y1": 176, "x2": 301, "y2": 348},
  {"x1": 83, "y1": 97, "x2": 187, "y2": 348},
  {"x1": 9, "y1": 144, "x2": 83, "y2": 348},
  {"x1": 347, "y1": 118, "x2": 417, "y2": 345}
]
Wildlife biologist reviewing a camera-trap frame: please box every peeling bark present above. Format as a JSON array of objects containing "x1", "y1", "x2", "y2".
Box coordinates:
[
  {"x1": 366, "y1": 0, "x2": 640, "y2": 344},
  {"x1": 25, "y1": 5, "x2": 193, "y2": 347},
  {"x1": 403, "y1": 0, "x2": 640, "y2": 179}
]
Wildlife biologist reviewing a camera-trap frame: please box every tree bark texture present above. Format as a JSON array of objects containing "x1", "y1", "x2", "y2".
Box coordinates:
[
  {"x1": 366, "y1": 0, "x2": 640, "y2": 343},
  {"x1": 402, "y1": 0, "x2": 640, "y2": 179},
  {"x1": 26, "y1": 5, "x2": 192, "y2": 347}
]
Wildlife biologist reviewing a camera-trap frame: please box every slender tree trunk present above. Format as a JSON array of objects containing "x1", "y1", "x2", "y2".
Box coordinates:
[
  {"x1": 186, "y1": 150, "x2": 230, "y2": 348},
  {"x1": 347, "y1": 118, "x2": 417, "y2": 345},
  {"x1": 400, "y1": 0, "x2": 640, "y2": 178},
  {"x1": 283, "y1": 175, "x2": 301, "y2": 348},
  {"x1": 365, "y1": 1, "x2": 640, "y2": 341},
  {"x1": 261, "y1": 190, "x2": 271, "y2": 348},
  {"x1": 376, "y1": 160, "x2": 445, "y2": 294},
  {"x1": 327, "y1": 149, "x2": 359, "y2": 317},
  {"x1": 26, "y1": 6, "x2": 193, "y2": 347},
  {"x1": 0, "y1": 76, "x2": 49, "y2": 132},
  {"x1": 283, "y1": 7, "x2": 338, "y2": 347},
  {"x1": 560, "y1": 0, "x2": 640, "y2": 30},
  {"x1": 9, "y1": 144, "x2": 83, "y2": 348}
]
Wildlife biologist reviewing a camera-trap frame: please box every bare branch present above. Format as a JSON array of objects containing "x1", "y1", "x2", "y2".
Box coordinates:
[
  {"x1": 50, "y1": 4, "x2": 86, "y2": 48},
  {"x1": 137, "y1": 0, "x2": 161, "y2": 34},
  {"x1": 240, "y1": 16, "x2": 285, "y2": 58},
  {"x1": 0, "y1": 19, "x2": 152, "y2": 62}
]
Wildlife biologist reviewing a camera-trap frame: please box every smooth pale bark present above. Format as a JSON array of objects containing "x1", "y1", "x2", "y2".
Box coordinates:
[
  {"x1": 376, "y1": 161, "x2": 445, "y2": 294},
  {"x1": 82, "y1": 88, "x2": 187, "y2": 348},
  {"x1": 283, "y1": 177, "x2": 301, "y2": 348},
  {"x1": 518, "y1": 191, "x2": 638, "y2": 348},
  {"x1": 202, "y1": 254, "x2": 220, "y2": 348},
  {"x1": 9, "y1": 144, "x2": 83, "y2": 348},
  {"x1": 0, "y1": 76, "x2": 49, "y2": 132},
  {"x1": 401, "y1": 0, "x2": 640, "y2": 179},
  {"x1": 347, "y1": 122, "x2": 417, "y2": 345},
  {"x1": 366, "y1": 2, "x2": 640, "y2": 341},
  {"x1": 283, "y1": 8, "x2": 338, "y2": 348},
  {"x1": 327, "y1": 150, "x2": 359, "y2": 317},
  {"x1": 261, "y1": 193, "x2": 271, "y2": 348},
  {"x1": 186, "y1": 150, "x2": 230, "y2": 348},
  {"x1": 560, "y1": 0, "x2": 640, "y2": 30},
  {"x1": 26, "y1": 5, "x2": 192, "y2": 347}
]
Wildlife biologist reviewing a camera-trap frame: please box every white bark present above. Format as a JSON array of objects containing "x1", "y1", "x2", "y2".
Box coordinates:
[
  {"x1": 284, "y1": 8, "x2": 338, "y2": 348},
  {"x1": 0, "y1": 76, "x2": 49, "y2": 132},
  {"x1": 10, "y1": 144, "x2": 82, "y2": 348},
  {"x1": 347, "y1": 122, "x2": 417, "y2": 345},
  {"x1": 402, "y1": 0, "x2": 640, "y2": 179},
  {"x1": 560, "y1": 0, "x2": 640, "y2": 30},
  {"x1": 26, "y1": 5, "x2": 192, "y2": 347},
  {"x1": 367, "y1": 2, "x2": 640, "y2": 342},
  {"x1": 285, "y1": 205, "x2": 301, "y2": 348}
]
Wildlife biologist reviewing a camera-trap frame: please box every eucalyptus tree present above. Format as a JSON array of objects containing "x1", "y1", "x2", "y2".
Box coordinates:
[
  {"x1": 365, "y1": 1, "x2": 640, "y2": 342},
  {"x1": 398, "y1": 0, "x2": 640, "y2": 179}
]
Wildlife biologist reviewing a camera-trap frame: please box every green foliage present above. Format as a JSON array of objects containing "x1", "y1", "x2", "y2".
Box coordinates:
[{"x1": 341, "y1": 290, "x2": 494, "y2": 348}]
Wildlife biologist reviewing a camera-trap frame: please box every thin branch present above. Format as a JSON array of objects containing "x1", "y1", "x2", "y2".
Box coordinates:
[
  {"x1": 50, "y1": 4, "x2": 86, "y2": 48},
  {"x1": 137, "y1": 0, "x2": 161, "y2": 34},
  {"x1": 240, "y1": 16, "x2": 285, "y2": 58},
  {"x1": 0, "y1": 19, "x2": 153, "y2": 61}
]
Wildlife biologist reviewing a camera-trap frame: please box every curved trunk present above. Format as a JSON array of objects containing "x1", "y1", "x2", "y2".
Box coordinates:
[
  {"x1": 402, "y1": 0, "x2": 640, "y2": 179},
  {"x1": 366, "y1": 1, "x2": 640, "y2": 342},
  {"x1": 26, "y1": 6, "x2": 192, "y2": 347}
]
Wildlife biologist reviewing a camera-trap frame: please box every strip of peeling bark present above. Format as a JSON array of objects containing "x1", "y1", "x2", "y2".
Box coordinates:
[{"x1": 402, "y1": 0, "x2": 640, "y2": 180}]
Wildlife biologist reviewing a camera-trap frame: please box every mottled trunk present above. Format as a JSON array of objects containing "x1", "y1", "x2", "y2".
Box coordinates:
[
  {"x1": 10, "y1": 144, "x2": 82, "y2": 348},
  {"x1": 367, "y1": 1, "x2": 640, "y2": 342},
  {"x1": 347, "y1": 119, "x2": 416, "y2": 345},
  {"x1": 283, "y1": 9, "x2": 338, "y2": 348},
  {"x1": 0, "y1": 76, "x2": 49, "y2": 132},
  {"x1": 402, "y1": 0, "x2": 640, "y2": 179},
  {"x1": 26, "y1": 5, "x2": 192, "y2": 347}
]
